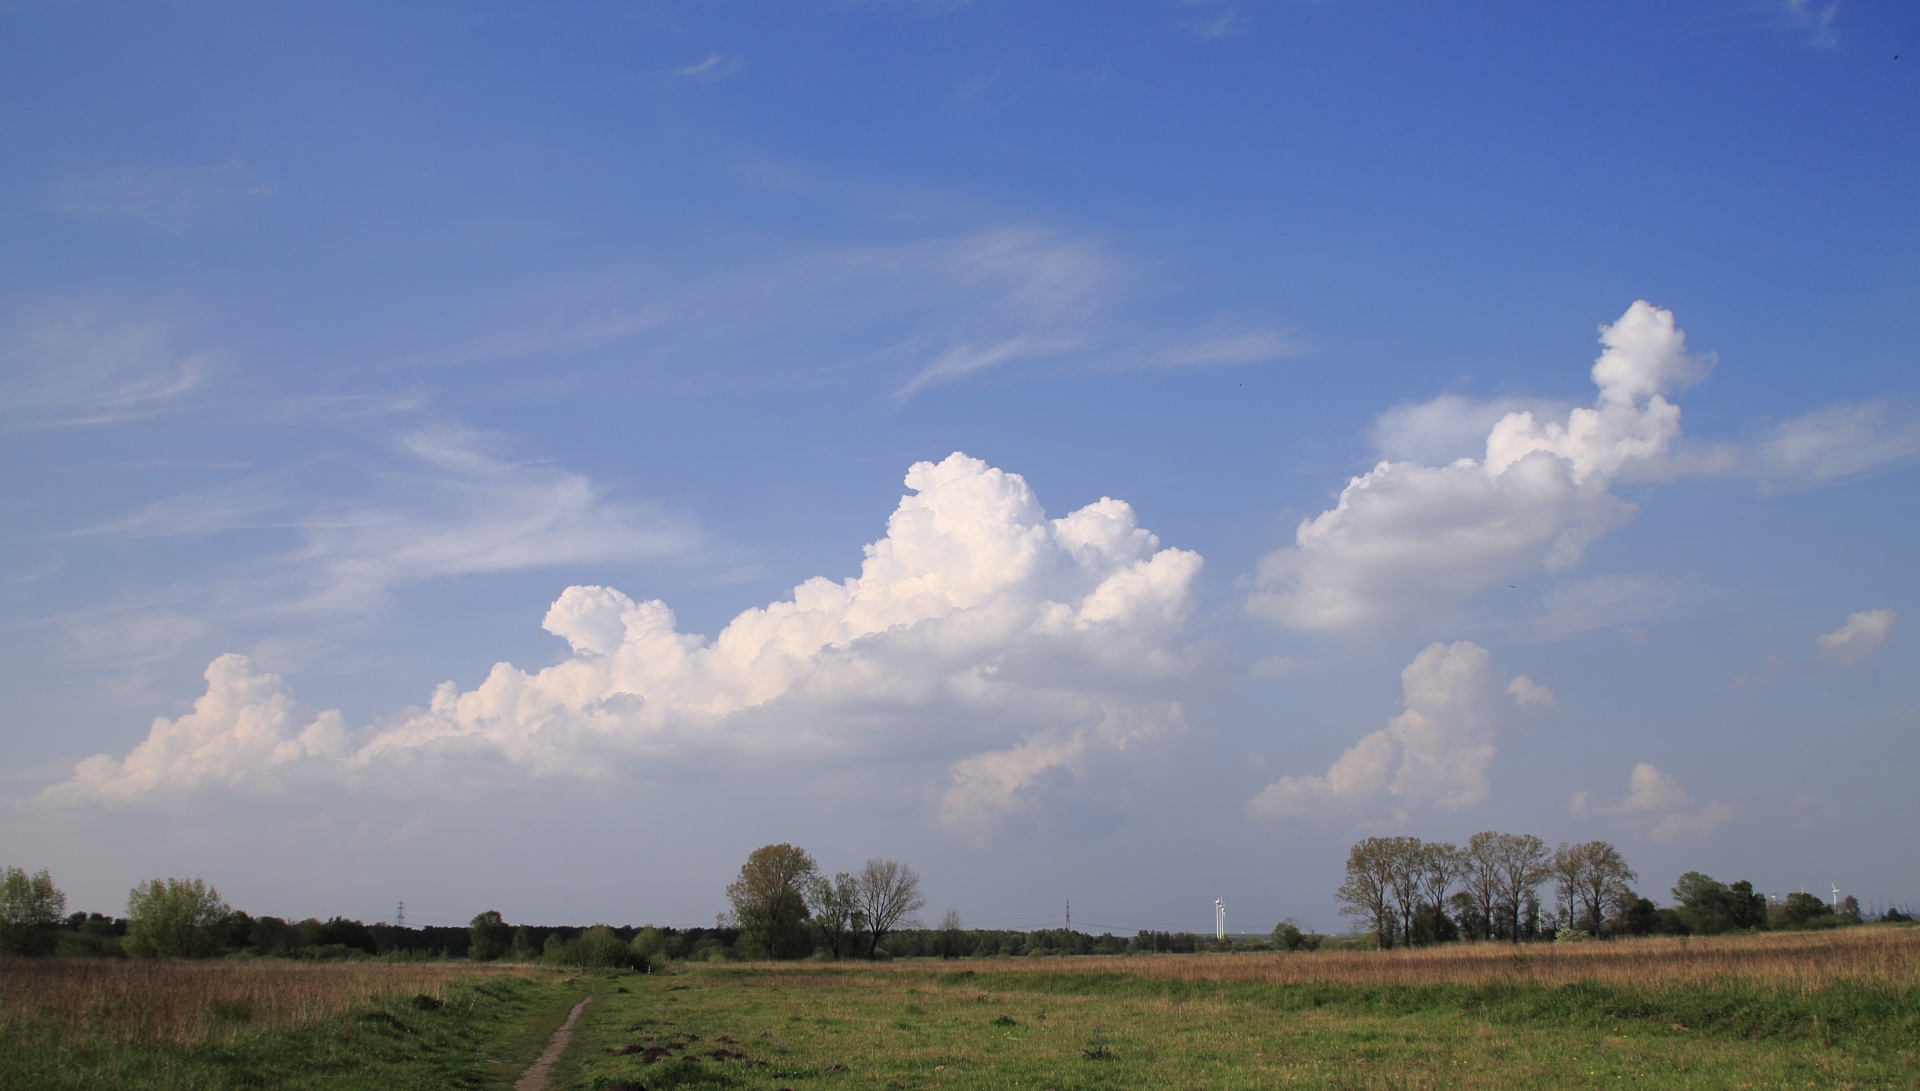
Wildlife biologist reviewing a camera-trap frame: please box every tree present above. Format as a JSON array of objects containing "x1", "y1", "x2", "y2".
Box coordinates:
[
  {"x1": 1336, "y1": 837, "x2": 1398, "y2": 949},
  {"x1": 1374, "y1": 836, "x2": 1426, "y2": 950},
  {"x1": 938, "y1": 909, "x2": 964, "y2": 959},
  {"x1": 726, "y1": 844, "x2": 819, "y2": 960},
  {"x1": 1553, "y1": 841, "x2": 1635, "y2": 936},
  {"x1": 1460, "y1": 832, "x2": 1505, "y2": 941},
  {"x1": 1414, "y1": 841, "x2": 1463, "y2": 946},
  {"x1": 469, "y1": 909, "x2": 512, "y2": 961},
  {"x1": 1671, "y1": 872, "x2": 1767, "y2": 935},
  {"x1": 854, "y1": 858, "x2": 925, "y2": 959},
  {"x1": 807, "y1": 872, "x2": 863, "y2": 960},
  {"x1": 1777, "y1": 891, "x2": 1833, "y2": 928},
  {"x1": 125, "y1": 877, "x2": 231, "y2": 958},
  {"x1": 0, "y1": 867, "x2": 66, "y2": 956},
  {"x1": 1492, "y1": 833, "x2": 1550, "y2": 943}
]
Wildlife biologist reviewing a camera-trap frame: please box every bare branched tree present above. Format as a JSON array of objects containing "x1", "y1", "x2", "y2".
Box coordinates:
[
  {"x1": 1419, "y1": 842, "x2": 1463, "y2": 921},
  {"x1": 1382, "y1": 836, "x2": 1426, "y2": 948},
  {"x1": 1461, "y1": 832, "x2": 1505, "y2": 941},
  {"x1": 1554, "y1": 840, "x2": 1636, "y2": 936},
  {"x1": 855, "y1": 858, "x2": 925, "y2": 959},
  {"x1": 1492, "y1": 832, "x2": 1550, "y2": 943}
]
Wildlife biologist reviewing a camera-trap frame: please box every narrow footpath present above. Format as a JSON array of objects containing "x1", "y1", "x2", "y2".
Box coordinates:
[{"x1": 513, "y1": 995, "x2": 592, "y2": 1091}]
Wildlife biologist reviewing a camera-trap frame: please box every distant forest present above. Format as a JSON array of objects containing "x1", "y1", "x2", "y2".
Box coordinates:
[{"x1": 4, "y1": 837, "x2": 1912, "y2": 965}]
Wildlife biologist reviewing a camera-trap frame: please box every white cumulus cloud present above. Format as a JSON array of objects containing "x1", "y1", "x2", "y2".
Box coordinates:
[
  {"x1": 43, "y1": 654, "x2": 350, "y2": 805},
  {"x1": 1251, "y1": 301, "x2": 1713, "y2": 633},
  {"x1": 1816, "y1": 609, "x2": 1895, "y2": 668},
  {"x1": 1246, "y1": 640, "x2": 1544, "y2": 824},
  {"x1": 1569, "y1": 762, "x2": 1736, "y2": 843},
  {"x1": 45, "y1": 454, "x2": 1207, "y2": 833}
]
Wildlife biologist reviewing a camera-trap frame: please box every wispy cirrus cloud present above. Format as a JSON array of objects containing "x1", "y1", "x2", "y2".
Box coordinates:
[
  {"x1": 51, "y1": 158, "x2": 277, "y2": 233},
  {"x1": 1753, "y1": 401, "x2": 1920, "y2": 491},
  {"x1": 1777, "y1": 0, "x2": 1841, "y2": 50},
  {"x1": 1183, "y1": 5, "x2": 1248, "y2": 41},
  {"x1": 394, "y1": 227, "x2": 1297, "y2": 402},
  {"x1": 667, "y1": 52, "x2": 742, "y2": 81},
  {"x1": 77, "y1": 426, "x2": 705, "y2": 615},
  {"x1": 0, "y1": 309, "x2": 211, "y2": 430}
]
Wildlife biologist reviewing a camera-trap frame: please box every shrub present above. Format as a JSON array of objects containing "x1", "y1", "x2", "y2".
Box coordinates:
[
  {"x1": 546, "y1": 924, "x2": 644, "y2": 970},
  {"x1": 469, "y1": 910, "x2": 511, "y2": 961},
  {"x1": 0, "y1": 867, "x2": 66, "y2": 956},
  {"x1": 125, "y1": 878, "x2": 231, "y2": 958}
]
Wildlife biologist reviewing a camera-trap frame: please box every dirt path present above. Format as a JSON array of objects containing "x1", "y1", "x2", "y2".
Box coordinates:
[{"x1": 513, "y1": 994, "x2": 591, "y2": 1091}]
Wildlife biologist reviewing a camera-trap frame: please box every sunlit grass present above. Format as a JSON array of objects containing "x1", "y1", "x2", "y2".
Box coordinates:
[{"x1": 553, "y1": 929, "x2": 1920, "y2": 1090}]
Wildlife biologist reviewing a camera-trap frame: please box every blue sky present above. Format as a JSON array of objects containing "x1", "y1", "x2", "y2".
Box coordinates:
[{"x1": 3, "y1": 0, "x2": 1917, "y2": 934}]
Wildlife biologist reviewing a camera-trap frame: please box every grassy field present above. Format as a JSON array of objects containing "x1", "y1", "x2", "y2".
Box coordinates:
[
  {"x1": 552, "y1": 928, "x2": 1920, "y2": 1091},
  {"x1": 5, "y1": 928, "x2": 1917, "y2": 1090},
  {"x1": 0, "y1": 959, "x2": 582, "y2": 1091}
]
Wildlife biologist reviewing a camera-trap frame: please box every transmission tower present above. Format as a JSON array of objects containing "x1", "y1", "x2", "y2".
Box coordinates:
[{"x1": 396, "y1": 901, "x2": 406, "y2": 928}]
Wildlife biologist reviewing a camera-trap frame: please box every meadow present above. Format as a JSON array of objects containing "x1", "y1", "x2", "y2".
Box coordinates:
[
  {"x1": 0, "y1": 959, "x2": 581, "y2": 1090},
  {"x1": 553, "y1": 928, "x2": 1920, "y2": 1091},
  {"x1": 5, "y1": 927, "x2": 1917, "y2": 1090}
]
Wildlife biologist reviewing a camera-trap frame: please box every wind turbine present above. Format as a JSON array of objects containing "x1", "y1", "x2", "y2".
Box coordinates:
[
  {"x1": 1831, "y1": 883, "x2": 1842, "y2": 911},
  {"x1": 1215, "y1": 898, "x2": 1226, "y2": 941}
]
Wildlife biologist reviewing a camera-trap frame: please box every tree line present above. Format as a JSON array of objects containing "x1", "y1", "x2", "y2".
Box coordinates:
[{"x1": 1334, "y1": 833, "x2": 1892, "y2": 949}]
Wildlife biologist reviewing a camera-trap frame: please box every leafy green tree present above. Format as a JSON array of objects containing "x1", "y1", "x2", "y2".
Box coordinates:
[
  {"x1": 630, "y1": 925, "x2": 666, "y2": 965},
  {"x1": 1336, "y1": 837, "x2": 1398, "y2": 949},
  {"x1": 510, "y1": 926, "x2": 541, "y2": 961},
  {"x1": 124, "y1": 877, "x2": 231, "y2": 958},
  {"x1": 0, "y1": 867, "x2": 67, "y2": 956},
  {"x1": 855, "y1": 858, "x2": 925, "y2": 960},
  {"x1": 469, "y1": 909, "x2": 511, "y2": 961},
  {"x1": 1671, "y1": 872, "x2": 1767, "y2": 934},
  {"x1": 250, "y1": 916, "x2": 295, "y2": 954},
  {"x1": 726, "y1": 844, "x2": 820, "y2": 960},
  {"x1": 807, "y1": 871, "x2": 862, "y2": 960},
  {"x1": 1271, "y1": 919, "x2": 1307, "y2": 951},
  {"x1": 1777, "y1": 891, "x2": 1834, "y2": 928}
]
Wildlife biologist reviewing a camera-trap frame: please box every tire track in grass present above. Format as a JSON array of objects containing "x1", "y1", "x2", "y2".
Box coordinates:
[{"x1": 514, "y1": 995, "x2": 591, "y2": 1091}]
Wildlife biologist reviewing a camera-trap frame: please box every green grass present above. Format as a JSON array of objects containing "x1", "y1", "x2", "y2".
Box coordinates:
[
  {"x1": 549, "y1": 961, "x2": 1920, "y2": 1091},
  {"x1": 0, "y1": 969, "x2": 587, "y2": 1091},
  {"x1": 9, "y1": 941, "x2": 1917, "y2": 1089}
]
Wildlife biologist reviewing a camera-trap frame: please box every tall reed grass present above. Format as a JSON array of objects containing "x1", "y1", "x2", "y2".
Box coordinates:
[
  {"x1": 0, "y1": 957, "x2": 533, "y2": 1049},
  {"x1": 989, "y1": 926, "x2": 1920, "y2": 993}
]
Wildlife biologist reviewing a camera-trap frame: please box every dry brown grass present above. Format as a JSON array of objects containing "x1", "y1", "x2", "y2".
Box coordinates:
[
  {"x1": 0, "y1": 957, "x2": 538, "y2": 1048},
  {"x1": 982, "y1": 926, "x2": 1920, "y2": 992}
]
